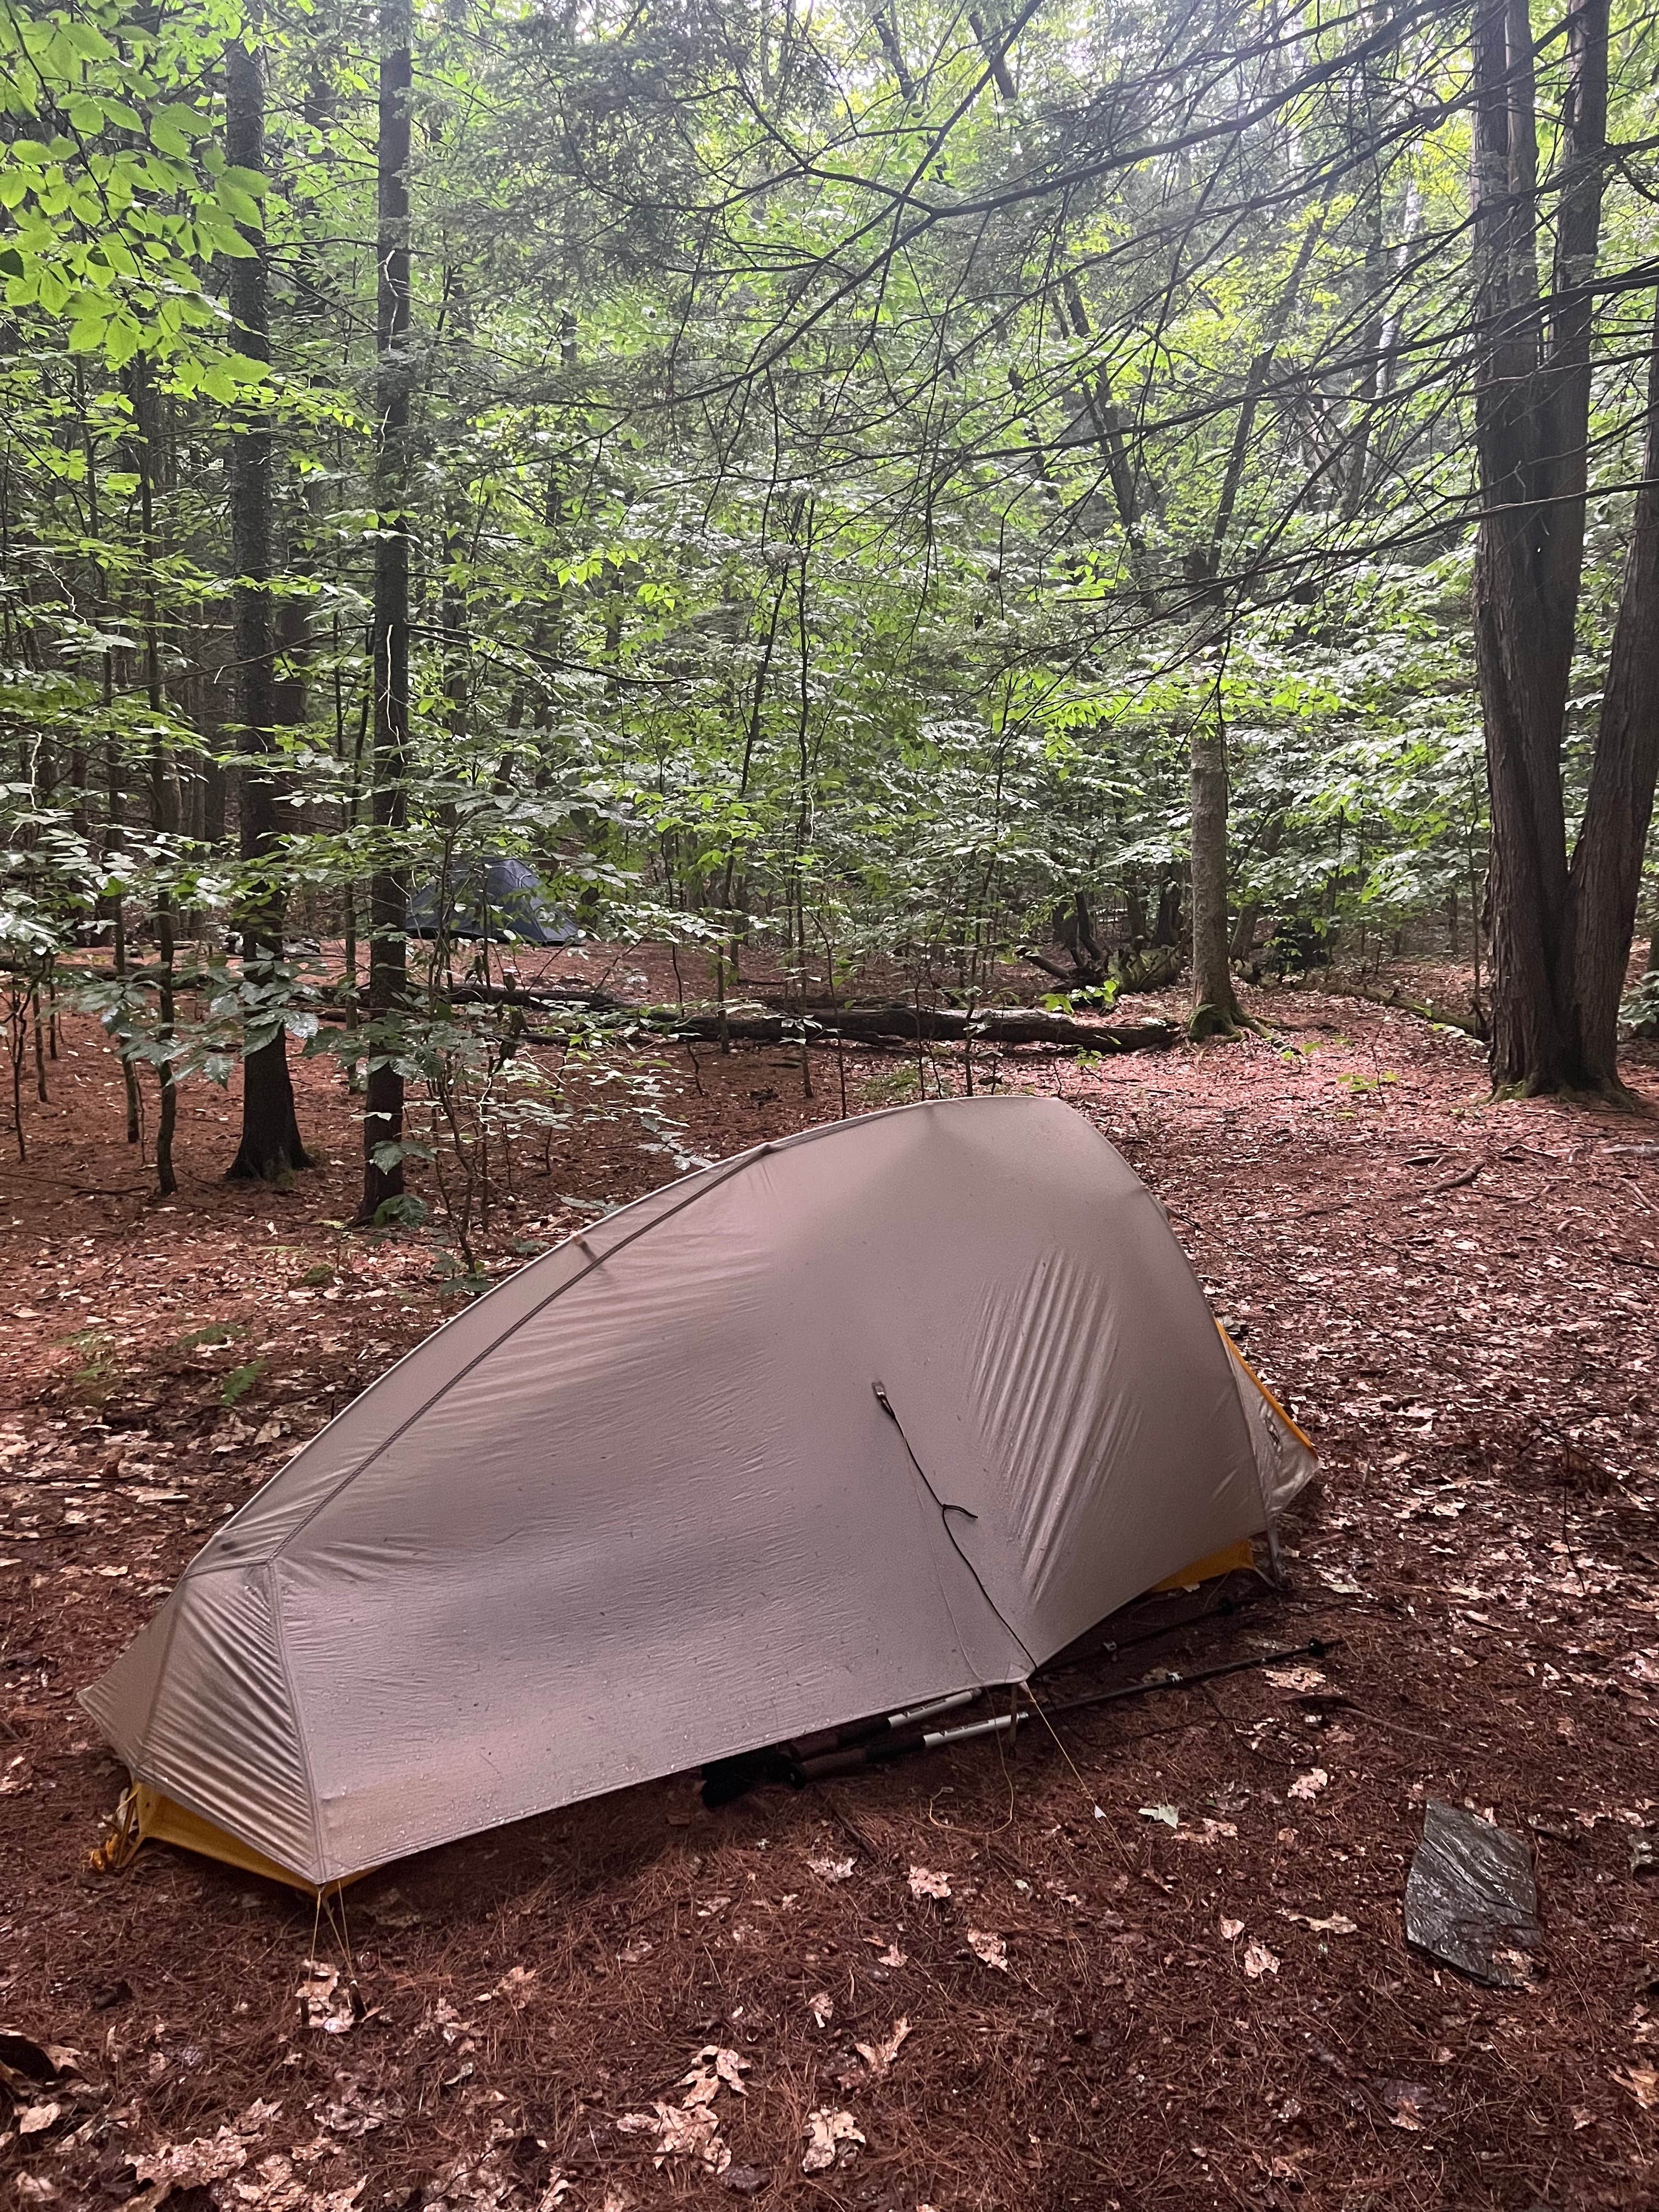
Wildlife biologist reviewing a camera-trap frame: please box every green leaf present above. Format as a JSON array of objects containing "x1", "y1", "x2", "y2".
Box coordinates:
[
  {"x1": 220, "y1": 1360, "x2": 265, "y2": 1407},
  {"x1": 216, "y1": 179, "x2": 262, "y2": 226}
]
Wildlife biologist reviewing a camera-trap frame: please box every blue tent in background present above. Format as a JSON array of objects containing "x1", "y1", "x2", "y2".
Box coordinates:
[{"x1": 407, "y1": 857, "x2": 577, "y2": 946}]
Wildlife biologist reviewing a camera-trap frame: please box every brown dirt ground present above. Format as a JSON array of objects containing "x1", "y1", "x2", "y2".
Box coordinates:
[{"x1": 2, "y1": 958, "x2": 1657, "y2": 2212}]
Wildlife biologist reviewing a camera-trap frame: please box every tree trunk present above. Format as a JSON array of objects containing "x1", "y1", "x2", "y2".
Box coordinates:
[
  {"x1": 83, "y1": 402, "x2": 143, "y2": 1146},
  {"x1": 1471, "y1": 0, "x2": 1615, "y2": 1092},
  {"x1": 1200, "y1": 216, "x2": 1324, "y2": 599},
  {"x1": 357, "y1": 0, "x2": 414, "y2": 1226},
  {"x1": 225, "y1": 36, "x2": 310, "y2": 1182},
  {"x1": 1569, "y1": 294, "x2": 1659, "y2": 1084},
  {"x1": 1062, "y1": 275, "x2": 1158, "y2": 611},
  {"x1": 1189, "y1": 706, "x2": 1240, "y2": 1032},
  {"x1": 123, "y1": 360, "x2": 178, "y2": 1193}
]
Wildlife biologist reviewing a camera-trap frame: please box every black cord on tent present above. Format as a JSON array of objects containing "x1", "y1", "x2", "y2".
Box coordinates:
[{"x1": 872, "y1": 1380, "x2": 1038, "y2": 1675}]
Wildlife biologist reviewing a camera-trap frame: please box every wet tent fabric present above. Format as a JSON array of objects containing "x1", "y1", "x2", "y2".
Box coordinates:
[{"x1": 81, "y1": 1096, "x2": 1313, "y2": 1888}]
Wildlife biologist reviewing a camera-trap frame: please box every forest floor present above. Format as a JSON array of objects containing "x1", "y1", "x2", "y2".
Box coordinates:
[{"x1": 2, "y1": 955, "x2": 1657, "y2": 2212}]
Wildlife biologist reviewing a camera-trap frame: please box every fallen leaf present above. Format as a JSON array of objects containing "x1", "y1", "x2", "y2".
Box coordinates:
[
  {"x1": 1613, "y1": 2064, "x2": 1659, "y2": 2110},
  {"x1": 315, "y1": 2080, "x2": 394, "y2": 2138},
  {"x1": 679, "y1": 2046, "x2": 751, "y2": 2106},
  {"x1": 135, "y1": 2128, "x2": 249, "y2": 2191},
  {"x1": 1378, "y1": 2080, "x2": 1430, "y2": 2131},
  {"x1": 616, "y1": 1937, "x2": 653, "y2": 1965},
  {"x1": 1138, "y1": 1801, "x2": 1180, "y2": 1827},
  {"x1": 908, "y1": 1864, "x2": 951, "y2": 1900},
  {"x1": 1243, "y1": 1942, "x2": 1280, "y2": 1979},
  {"x1": 1284, "y1": 1910, "x2": 1358, "y2": 1935},
  {"x1": 1265, "y1": 1665, "x2": 1327, "y2": 1692},
  {"x1": 297, "y1": 1962, "x2": 357, "y2": 2035},
  {"x1": 1288, "y1": 1769, "x2": 1329, "y2": 1802},
  {"x1": 854, "y1": 2017, "x2": 912, "y2": 2076},
  {"x1": 800, "y1": 2108, "x2": 864, "y2": 2175},
  {"x1": 1219, "y1": 1917, "x2": 1245, "y2": 1941},
  {"x1": 808, "y1": 1990, "x2": 834, "y2": 2027},
  {"x1": 966, "y1": 1928, "x2": 1008, "y2": 1971},
  {"x1": 18, "y1": 2101, "x2": 61, "y2": 2135},
  {"x1": 807, "y1": 1854, "x2": 855, "y2": 1882},
  {"x1": 0, "y1": 2029, "x2": 81, "y2": 2089},
  {"x1": 617, "y1": 2102, "x2": 728, "y2": 2172},
  {"x1": 877, "y1": 1943, "x2": 906, "y2": 1968}
]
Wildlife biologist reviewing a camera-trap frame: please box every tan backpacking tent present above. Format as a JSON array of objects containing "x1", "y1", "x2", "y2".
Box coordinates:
[{"x1": 82, "y1": 1094, "x2": 1312, "y2": 1891}]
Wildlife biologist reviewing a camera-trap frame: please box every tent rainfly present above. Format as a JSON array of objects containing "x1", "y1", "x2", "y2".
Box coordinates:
[
  {"x1": 405, "y1": 855, "x2": 575, "y2": 945},
  {"x1": 82, "y1": 1096, "x2": 1313, "y2": 1892}
]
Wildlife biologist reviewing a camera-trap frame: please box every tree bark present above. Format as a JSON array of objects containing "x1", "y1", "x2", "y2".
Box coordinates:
[
  {"x1": 1471, "y1": 0, "x2": 1622, "y2": 1092},
  {"x1": 126, "y1": 360, "x2": 177, "y2": 1194},
  {"x1": 224, "y1": 36, "x2": 309, "y2": 1182},
  {"x1": 1202, "y1": 216, "x2": 1324, "y2": 597},
  {"x1": 1569, "y1": 294, "x2": 1659, "y2": 1084},
  {"x1": 1189, "y1": 702, "x2": 1241, "y2": 1032},
  {"x1": 356, "y1": 0, "x2": 414, "y2": 1225},
  {"x1": 1062, "y1": 275, "x2": 1158, "y2": 610}
]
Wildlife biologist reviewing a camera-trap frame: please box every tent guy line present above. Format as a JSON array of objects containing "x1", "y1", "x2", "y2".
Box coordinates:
[{"x1": 873, "y1": 1378, "x2": 1041, "y2": 1674}]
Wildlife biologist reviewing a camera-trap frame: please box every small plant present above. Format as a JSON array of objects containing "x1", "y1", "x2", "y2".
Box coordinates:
[
  {"x1": 64, "y1": 1329, "x2": 119, "y2": 1402},
  {"x1": 1338, "y1": 1069, "x2": 1398, "y2": 1096},
  {"x1": 861, "y1": 1062, "x2": 924, "y2": 1105},
  {"x1": 297, "y1": 1264, "x2": 335, "y2": 1288},
  {"x1": 178, "y1": 1322, "x2": 246, "y2": 1350},
  {"x1": 1039, "y1": 980, "x2": 1120, "y2": 1014},
  {"x1": 1620, "y1": 970, "x2": 1659, "y2": 1040},
  {"x1": 221, "y1": 1361, "x2": 265, "y2": 1407},
  {"x1": 371, "y1": 1193, "x2": 430, "y2": 1232}
]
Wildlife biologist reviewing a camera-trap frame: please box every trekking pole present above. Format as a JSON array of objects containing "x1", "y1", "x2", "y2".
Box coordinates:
[{"x1": 791, "y1": 1638, "x2": 1334, "y2": 1784}]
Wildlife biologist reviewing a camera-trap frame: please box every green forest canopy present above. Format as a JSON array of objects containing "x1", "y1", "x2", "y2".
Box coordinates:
[{"x1": 2, "y1": 0, "x2": 1657, "y2": 1214}]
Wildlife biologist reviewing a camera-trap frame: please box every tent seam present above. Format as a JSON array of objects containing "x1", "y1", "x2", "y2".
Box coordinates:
[
  {"x1": 263, "y1": 1557, "x2": 329, "y2": 1884},
  {"x1": 261, "y1": 1097, "x2": 978, "y2": 1564}
]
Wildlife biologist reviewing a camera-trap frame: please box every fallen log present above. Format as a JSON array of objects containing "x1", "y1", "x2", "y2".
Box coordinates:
[
  {"x1": 441, "y1": 981, "x2": 625, "y2": 1012},
  {"x1": 1307, "y1": 973, "x2": 1487, "y2": 1040},
  {"x1": 529, "y1": 1001, "x2": 1177, "y2": 1053}
]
